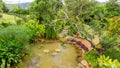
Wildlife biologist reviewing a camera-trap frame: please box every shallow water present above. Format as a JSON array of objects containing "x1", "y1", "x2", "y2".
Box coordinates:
[{"x1": 18, "y1": 42, "x2": 78, "y2": 68}]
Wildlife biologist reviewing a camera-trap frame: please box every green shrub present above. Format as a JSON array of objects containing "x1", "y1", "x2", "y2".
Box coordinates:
[
  {"x1": 104, "y1": 46, "x2": 120, "y2": 61},
  {"x1": 16, "y1": 18, "x2": 22, "y2": 25},
  {"x1": 0, "y1": 25, "x2": 32, "y2": 68},
  {"x1": 25, "y1": 20, "x2": 45, "y2": 41},
  {"x1": 44, "y1": 24, "x2": 58, "y2": 39},
  {"x1": 85, "y1": 50, "x2": 99, "y2": 68},
  {"x1": 0, "y1": 21, "x2": 13, "y2": 27},
  {"x1": 98, "y1": 55, "x2": 120, "y2": 68},
  {"x1": 100, "y1": 33, "x2": 118, "y2": 49},
  {"x1": 67, "y1": 22, "x2": 78, "y2": 36},
  {"x1": 0, "y1": 9, "x2": 3, "y2": 13},
  {"x1": 0, "y1": 14, "x2": 2, "y2": 18},
  {"x1": 100, "y1": 31, "x2": 120, "y2": 61}
]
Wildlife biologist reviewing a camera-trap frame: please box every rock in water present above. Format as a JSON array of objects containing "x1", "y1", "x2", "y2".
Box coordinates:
[
  {"x1": 51, "y1": 52, "x2": 58, "y2": 56},
  {"x1": 43, "y1": 49, "x2": 50, "y2": 53},
  {"x1": 55, "y1": 48, "x2": 61, "y2": 52}
]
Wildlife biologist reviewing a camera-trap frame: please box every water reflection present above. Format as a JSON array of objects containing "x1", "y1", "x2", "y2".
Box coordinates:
[{"x1": 18, "y1": 42, "x2": 77, "y2": 68}]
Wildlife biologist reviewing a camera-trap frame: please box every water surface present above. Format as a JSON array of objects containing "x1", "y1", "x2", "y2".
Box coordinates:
[{"x1": 18, "y1": 42, "x2": 78, "y2": 68}]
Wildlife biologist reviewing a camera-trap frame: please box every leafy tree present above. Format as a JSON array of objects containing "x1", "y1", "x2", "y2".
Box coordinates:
[
  {"x1": 2, "y1": 4, "x2": 9, "y2": 13},
  {"x1": 105, "y1": 0, "x2": 120, "y2": 17},
  {"x1": 12, "y1": 7, "x2": 29, "y2": 16},
  {"x1": 0, "y1": 0, "x2": 3, "y2": 12},
  {"x1": 0, "y1": 0, "x2": 9, "y2": 13},
  {"x1": 29, "y1": 0, "x2": 63, "y2": 39},
  {"x1": 30, "y1": 0, "x2": 62, "y2": 23}
]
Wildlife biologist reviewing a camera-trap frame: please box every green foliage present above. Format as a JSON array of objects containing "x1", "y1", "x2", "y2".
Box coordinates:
[
  {"x1": 104, "y1": 46, "x2": 120, "y2": 61},
  {"x1": 85, "y1": 50, "x2": 99, "y2": 68},
  {"x1": 25, "y1": 20, "x2": 45, "y2": 41},
  {"x1": 67, "y1": 22, "x2": 78, "y2": 36},
  {"x1": 12, "y1": 8, "x2": 29, "y2": 16},
  {"x1": 0, "y1": 8, "x2": 3, "y2": 13},
  {"x1": 2, "y1": 4, "x2": 9, "y2": 13},
  {"x1": 0, "y1": 21, "x2": 13, "y2": 27},
  {"x1": 98, "y1": 17, "x2": 120, "y2": 60},
  {"x1": 7, "y1": 0, "x2": 120, "y2": 67},
  {"x1": 98, "y1": 55, "x2": 120, "y2": 68},
  {"x1": 105, "y1": 0, "x2": 120, "y2": 18},
  {"x1": 44, "y1": 20, "x2": 65, "y2": 39},
  {"x1": 0, "y1": 14, "x2": 2, "y2": 18},
  {"x1": 100, "y1": 31, "x2": 119, "y2": 49},
  {"x1": 107, "y1": 16, "x2": 120, "y2": 34},
  {"x1": 0, "y1": 0, "x2": 9, "y2": 13},
  {"x1": 16, "y1": 18, "x2": 22, "y2": 25},
  {"x1": 30, "y1": 0, "x2": 62, "y2": 23},
  {"x1": 89, "y1": 20, "x2": 107, "y2": 32},
  {"x1": 54, "y1": 20, "x2": 65, "y2": 33},
  {"x1": 44, "y1": 24, "x2": 58, "y2": 39},
  {"x1": 0, "y1": 25, "x2": 32, "y2": 67}
]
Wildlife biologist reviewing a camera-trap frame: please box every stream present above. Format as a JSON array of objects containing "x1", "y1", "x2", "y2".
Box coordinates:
[{"x1": 17, "y1": 41, "x2": 78, "y2": 68}]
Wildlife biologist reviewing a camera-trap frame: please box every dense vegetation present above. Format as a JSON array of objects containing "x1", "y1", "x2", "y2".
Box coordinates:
[
  {"x1": 0, "y1": 26, "x2": 32, "y2": 68},
  {"x1": 0, "y1": 0, "x2": 120, "y2": 68}
]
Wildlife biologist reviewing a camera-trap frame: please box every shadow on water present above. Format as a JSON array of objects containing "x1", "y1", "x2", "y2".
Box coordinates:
[{"x1": 18, "y1": 41, "x2": 78, "y2": 68}]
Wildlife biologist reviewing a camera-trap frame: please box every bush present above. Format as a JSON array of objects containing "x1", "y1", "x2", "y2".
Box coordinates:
[
  {"x1": 44, "y1": 24, "x2": 58, "y2": 39},
  {"x1": 25, "y1": 20, "x2": 45, "y2": 41},
  {"x1": 0, "y1": 21, "x2": 13, "y2": 27},
  {"x1": 104, "y1": 46, "x2": 120, "y2": 61},
  {"x1": 0, "y1": 25, "x2": 32, "y2": 68},
  {"x1": 85, "y1": 50, "x2": 99, "y2": 68},
  {"x1": 100, "y1": 33, "x2": 118, "y2": 49},
  {"x1": 98, "y1": 55, "x2": 120, "y2": 68},
  {"x1": 100, "y1": 31, "x2": 120, "y2": 61},
  {"x1": 0, "y1": 9, "x2": 3, "y2": 13},
  {"x1": 0, "y1": 14, "x2": 2, "y2": 18},
  {"x1": 16, "y1": 18, "x2": 22, "y2": 25}
]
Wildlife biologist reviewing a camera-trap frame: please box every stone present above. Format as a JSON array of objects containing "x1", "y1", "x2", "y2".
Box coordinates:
[
  {"x1": 55, "y1": 48, "x2": 61, "y2": 52},
  {"x1": 43, "y1": 49, "x2": 50, "y2": 53},
  {"x1": 77, "y1": 63, "x2": 85, "y2": 68},
  {"x1": 51, "y1": 52, "x2": 58, "y2": 56},
  {"x1": 81, "y1": 59, "x2": 88, "y2": 66}
]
